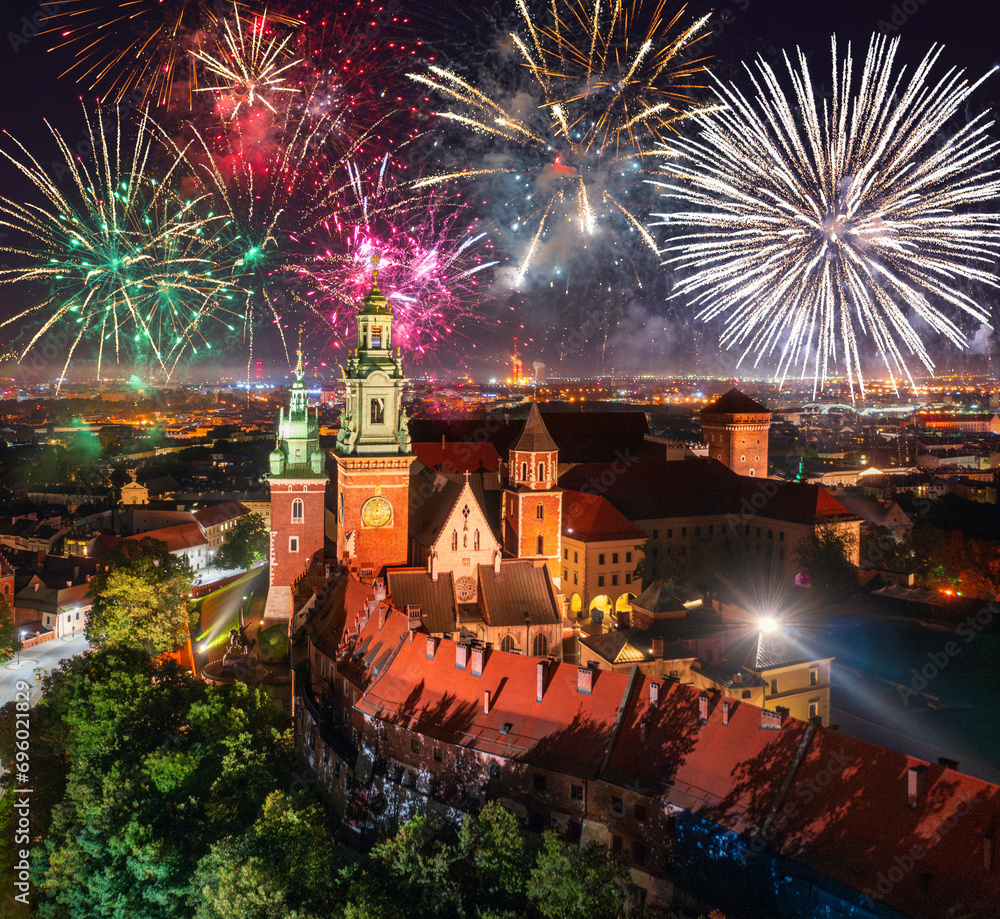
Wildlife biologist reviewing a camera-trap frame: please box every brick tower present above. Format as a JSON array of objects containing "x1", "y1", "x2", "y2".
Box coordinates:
[
  {"x1": 334, "y1": 259, "x2": 413, "y2": 573},
  {"x1": 502, "y1": 403, "x2": 562, "y2": 580},
  {"x1": 264, "y1": 334, "x2": 329, "y2": 625},
  {"x1": 700, "y1": 388, "x2": 772, "y2": 478}
]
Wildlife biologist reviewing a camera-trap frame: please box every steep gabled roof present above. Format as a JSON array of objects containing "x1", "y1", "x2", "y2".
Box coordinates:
[
  {"x1": 562, "y1": 490, "x2": 647, "y2": 543},
  {"x1": 510, "y1": 402, "x2": 558, "y2": 454},
  {"x1": 479, "y1": 559, "x2": 560, "y2": 628},
  {"x1": 631, "y1": 580, "x2": 690, "y2": 616},
  {"x1": 124, "y1": 522, "x2": 206, "y2": 552},
  {"x1": 723, "y1": 629, "x2": 823, "y2": 672},
  {"x1": 701, "y1": 388, "x2": 771, "y2": 416},
  {"x1": 193, "y1": 501, "x2": 249, "y2": 529}
]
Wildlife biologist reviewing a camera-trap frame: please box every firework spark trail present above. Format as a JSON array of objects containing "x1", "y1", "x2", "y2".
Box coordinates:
[
  {"x1": 409, "y1": 0, "x2": 710, "y2": 283},
  {"x1": 0, "y1": 106, "x2": 240, "y2": 388},
  {"x1": 651, "y1": 35, "x2": 1000, "y2": 397},
  {"x1": 41, "y1": 0, "x2": 302, "y2": 107},
  {"x1": 192, "y1": 6, "x2": 302, "y2": 119},
  {"x1": 294, "y1": 155, "x2": 498, "y2": 359}
]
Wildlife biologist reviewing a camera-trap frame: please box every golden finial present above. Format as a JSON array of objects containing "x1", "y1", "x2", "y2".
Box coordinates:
[
  {"x1": 371, "y1": 252, "x2": 380, "y2": 287},
  {"x1": 294, "y1": 326, "x2": 304, "y2": 373}
]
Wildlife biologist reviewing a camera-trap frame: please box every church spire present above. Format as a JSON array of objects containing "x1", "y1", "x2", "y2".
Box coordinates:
[{"x1": 294, "y1": 326, "x2": 304, "y2": 379}]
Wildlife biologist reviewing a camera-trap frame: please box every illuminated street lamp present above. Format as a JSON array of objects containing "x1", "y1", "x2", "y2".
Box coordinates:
[{"x1": 758, "y1": 616, "x2": 779, "y2": 634}]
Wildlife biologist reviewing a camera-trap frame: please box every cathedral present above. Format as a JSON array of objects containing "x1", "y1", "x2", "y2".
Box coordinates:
[{"x1": 264, "y1": 266, "x2": 564, "y2": 657}]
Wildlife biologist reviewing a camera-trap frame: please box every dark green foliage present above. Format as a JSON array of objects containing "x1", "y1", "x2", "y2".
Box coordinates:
[
  {"x1": 86, "y1": 537, "x2": 195, "y2": 654},
  {"x1": 215, "y1": 513, "x2": 269, "y2": 573},
  {"x1": 31, "y1": 646, "x2": 293, "y2": 919},
  {"x1": 527, "y1": 832, "x2": 627, "y2": 919}
]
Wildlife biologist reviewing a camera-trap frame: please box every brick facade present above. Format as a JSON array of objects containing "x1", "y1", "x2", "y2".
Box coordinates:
[
  {"x1": 335, "y1": 455, "x2": 414, "y2": 573},
  {"x1": 269, "y1": 481, "x2": 327, "y2": 594}
]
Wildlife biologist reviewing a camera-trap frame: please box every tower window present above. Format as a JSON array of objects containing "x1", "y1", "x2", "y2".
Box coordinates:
[
  {"x1": 536, "y1": 503, "x2": 543, "y2": 520},
  {"x1": 370, "y1": 325, "x2": 382, "y2": 348},
  {"x1": 538, "y1": 462, "x2": 545, "y2": 480},
  {"x1": 292, "y1": 498, "x2": 304, "y2": 523},
  {"x1": 500, "y1": 635, "x2": 515, "y2": 653},
  {"x1": 289, "y1": 537, "x2": 299, "y2": 553},
  {"x1": 520, "y1": 461, "x2": 527, "y2": 481},
  {"x1": 474, "y1": 530, "x2": 480, "y2": 550},
  {"x1": 370, "y1": 398, "x2": 385, "y2": 424},
  {"x1": 452, "y1": 530, "x2": 458, "y2": 551},
  {"x1": 537, "y1": 535, "x2": 544, "y2": 555},
  {"x1": 532, "y1": 633, "x2": 548, "y2": 657}
]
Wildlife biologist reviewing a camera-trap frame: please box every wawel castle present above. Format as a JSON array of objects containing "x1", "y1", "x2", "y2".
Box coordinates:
[{"x1": 265, "y1": 272, "x2": 1000, "y2": 919}]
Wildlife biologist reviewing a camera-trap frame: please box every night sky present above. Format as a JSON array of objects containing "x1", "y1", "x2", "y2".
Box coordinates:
[{"x1": 0, "y1": 0, "x2": 997, "y2": 381}]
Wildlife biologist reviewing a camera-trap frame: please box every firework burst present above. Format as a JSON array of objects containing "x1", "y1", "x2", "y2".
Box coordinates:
[
  {"x1": 192, "y1": 6, "x2": 302, "y2": 120},
  {"x1": 409, "y1": 0, "x2": 710, "y2": 285},
  {"x1": 295, "y1": 156, "x2": 498, "y2": 359},
  {"x1": 0, "y1": 107, "x2": 241, "y2": 386},
  {"x1": 41, "y1": 0, "x2": 301, "y2": 107},
  {"x1": 651, "y1": 35, "x2": 1000, "y2": 396}
]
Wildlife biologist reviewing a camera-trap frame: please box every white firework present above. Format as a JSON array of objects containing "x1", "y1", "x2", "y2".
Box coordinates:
[{"x1": 650, "y1": 35, "x2": 1000, "y2": 396}]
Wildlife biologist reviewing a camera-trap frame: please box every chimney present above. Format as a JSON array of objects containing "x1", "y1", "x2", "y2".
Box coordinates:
[
  {"x1": 722, "y1": 699, "x2": 731, "y2": 726},
  {"x1": 494, "y1": 550, "x2": 501, "y2": 574},
  {"x1": 651, "y1": 638, "x2": 663, "y2": 658},
  {"x1": 373, "y1": 578, "x2": 386, "y2": 602},
  {"x1": 577, "y1": 666, "x2": 593, "y2": 695},
  {"x1": 456, "y1": 643, "x2": 469, "y2": 671},
  {"x1": 471, "y1": 645, "x2": 484, "y2": 677},
  {"x1": 483, "y1": 690, "x2": 491, "y2": 715},
  {"x1": 649, "y1": 681, "x2": 660, "y2": 707},
  {"x1": 425, "y1": 635, "x2": 438, "y2": 659},
  {"x1": 907, "y1": 765, "x2": 928, "y2": 810},
  {"x1": 378, "y1": 605, "x2": 386, "y2": 630},
  {"x1": 698, "y1": 694, "x2": 709, "y2": 724},
  {"x1": 536, "y1": 659, "x2": 546, "y2": 703},
  {"x1": 760, "y1": 709, "x2": 782, "y2": 731}
]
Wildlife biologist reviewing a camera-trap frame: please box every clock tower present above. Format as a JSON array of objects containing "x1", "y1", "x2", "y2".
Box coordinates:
[{"x1": 334, "y1": 259, "x2": 413, "y2": 573}]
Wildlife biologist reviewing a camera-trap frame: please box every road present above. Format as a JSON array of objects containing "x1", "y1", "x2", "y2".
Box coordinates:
[{"x1": 1, "y1": 634, "x2": 91, "y2": 708}]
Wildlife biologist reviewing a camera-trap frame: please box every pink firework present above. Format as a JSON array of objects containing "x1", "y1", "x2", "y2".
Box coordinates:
[{"x1": 295, "y1": 157, "x2": 498, "y2": 359}]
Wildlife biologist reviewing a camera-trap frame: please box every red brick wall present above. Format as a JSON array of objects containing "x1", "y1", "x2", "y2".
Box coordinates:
[
  {"x1": 703, "y1": 416, "x2": 770, "y2": 479},
  {"x1": 269, "y1": 482, "x2": 327, "y2": 590},
  {"x1": 336, "y1": 456, "x2": 413, "y2": 571}
]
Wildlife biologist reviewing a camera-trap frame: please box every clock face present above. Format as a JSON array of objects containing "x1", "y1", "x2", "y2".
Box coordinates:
[
  {"x1": 361, "y1": 495, "x2": 393, "y2": 528},
  {"x1": 455, "y1": 576, "x2": 476, "y2": 602}
]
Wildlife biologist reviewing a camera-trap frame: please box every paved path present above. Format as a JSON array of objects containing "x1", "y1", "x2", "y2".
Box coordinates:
[{"x1": 1, "y1": 635, "x2": 90, "y2": 709}]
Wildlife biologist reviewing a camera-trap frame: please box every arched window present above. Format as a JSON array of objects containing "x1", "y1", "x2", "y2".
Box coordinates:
[
  {"x1": 536, "y1": 503, "x2": 543, "y2": 520},
  {"x1": 748, "y1": 469, "x2": 755, "y2": 476},
  {"x1": 532, "y1": 633, "x2": 548, "y2": 657},
  {"x1": 451, "y1": 530, "x2": 458, "y2": 550},
  {"x1": 500, "y1": 635, "x2": 515, "y2": 653},
  {"x1": 536, "y1": 534, "x2": 544, "y2": 555},
  {"x1": 292, "y1": 498, "x2": 304, "y2": 523},
  {"x1": 474, "y1": 529, "x2": 480, "y2": 550},
  {"x1": 520, "y1": 461, "x2": 527, "y2": 482},
  {"x1": 538, "y1": 462, "x2": 545, "y2": 481}
]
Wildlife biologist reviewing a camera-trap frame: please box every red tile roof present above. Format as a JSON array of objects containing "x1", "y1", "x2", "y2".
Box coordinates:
[
  {"x1": 510, "y1": 402, "x2": 558, "y2": 453},
  {"x1": 358, "y1": 637, "x2": 627, "y2": 778},
  {"x1": 562, "y1": 490, "x2": 648, "y2": 542},
  {"x1": 193, "y1": 500, "x2": 249, "y2": 529},
  {"x1": 124, "y1": 522, "x2": 206, "y2": 553},
  {"x1": 781, "y1": 728, "x2": 1000, "y2": 919},
  {"x1": 411, "y1": 441, "x2": 502, "y2": 474}
]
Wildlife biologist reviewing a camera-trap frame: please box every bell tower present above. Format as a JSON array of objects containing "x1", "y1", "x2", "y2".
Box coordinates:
[
  {"x1": 502, "y1": 402, "x2": 562, "y2": 580},
  {"x1": 334, "y1": 257, "x2": 413, "y2": 573},
  {"x1": 264, "y1": 332, "x2": 328, "y2": 626}
]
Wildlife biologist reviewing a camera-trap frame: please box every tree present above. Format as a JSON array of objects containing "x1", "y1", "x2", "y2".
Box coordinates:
[
  {"x1": 86, "y1": 537, "x2": 195, "y2": 654},
  {"x1": 795, "y1": 522, "x2": 858, "y2": 601},
  {"x1": 32, "y1": 646, "x2": 294, "y2": 919},
  {"x1": 216, "y1": 513, "x2": 269, "y2": 573},
  {"x1": 190, "y1": 792, "x2": 341, "y2": 919},
  {"x1": 457, "y1": 801, "x2": 529, "y2": 914},
  {"x1": 527, "y1": 832, "x2": 627, "y2": 919}
]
